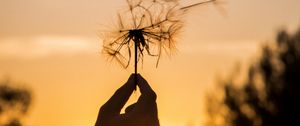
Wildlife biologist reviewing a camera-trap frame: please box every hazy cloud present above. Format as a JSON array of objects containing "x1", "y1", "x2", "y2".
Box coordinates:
[{"x1": 0, "y1": 36, "x2": 99, "y2": 59}]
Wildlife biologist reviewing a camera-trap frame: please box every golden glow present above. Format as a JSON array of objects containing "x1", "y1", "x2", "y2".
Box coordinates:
[{"x1": 1, "y1": 0, "x2": 300, "y2": 126}]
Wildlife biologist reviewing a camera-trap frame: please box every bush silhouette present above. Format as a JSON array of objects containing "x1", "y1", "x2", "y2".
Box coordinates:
[
  {"x1": 0, "y1": 79, "x2": 32, "y2": 126},
  {"x1": 206, "y1": 26, "x2": 300, "y2": 126}
]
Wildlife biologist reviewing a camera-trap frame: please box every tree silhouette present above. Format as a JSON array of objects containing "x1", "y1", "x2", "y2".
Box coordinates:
[
  {"x1": 0, "y1": 79, "x2": 32, "y2": 126},
  {"x1": 205, "y1": 26, "x2": 300, "y2": 126}
]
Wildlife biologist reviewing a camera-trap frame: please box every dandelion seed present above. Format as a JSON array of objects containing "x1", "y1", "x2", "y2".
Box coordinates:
[{"x1": 102, "y1": 0, "x2": 216, "y2": 74}]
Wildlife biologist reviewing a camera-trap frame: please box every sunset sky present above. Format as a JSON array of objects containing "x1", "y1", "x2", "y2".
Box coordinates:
[{"x1": 1, "y1": 0, "x2": 300, "y2": 126}]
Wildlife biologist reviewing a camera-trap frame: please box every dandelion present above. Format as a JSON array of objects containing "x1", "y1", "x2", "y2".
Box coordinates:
[{"x1": 102, "y1": 0, "x2": 216, "y2": 74}]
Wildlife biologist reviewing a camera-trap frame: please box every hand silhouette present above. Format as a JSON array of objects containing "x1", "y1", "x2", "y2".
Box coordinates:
[{"x1": 95, "y1": 74, "x2": 159, "y2": 126}]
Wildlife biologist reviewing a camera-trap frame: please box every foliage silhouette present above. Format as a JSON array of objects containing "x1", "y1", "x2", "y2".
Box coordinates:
[
  {"x1": 0, "y1": 79, "x2": 32, "y2": 126},
  {"x1": 205, "y1": 26, "x2": 300, "y2": 126}
]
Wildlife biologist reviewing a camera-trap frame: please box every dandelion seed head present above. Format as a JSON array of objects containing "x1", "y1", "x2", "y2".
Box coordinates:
[{"x1": 102, "y1": 0, "x2": 215, "y2": 69}]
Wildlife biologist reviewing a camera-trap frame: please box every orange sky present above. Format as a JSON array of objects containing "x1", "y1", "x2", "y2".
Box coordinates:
[{"x1": 1, "y1": 0, "x2": 300, "y2": 126}]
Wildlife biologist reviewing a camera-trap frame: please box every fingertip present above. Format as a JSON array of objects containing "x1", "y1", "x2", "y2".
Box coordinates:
[
  {"x1": 128, "y1": 74, "x2": 135, "y2": 81},
  {"x1": 130, "y1": 73, "x2": 139, "y2": 77},
  {"x1": 137, "y1": 74, "x2": 147, "y2": 82}
]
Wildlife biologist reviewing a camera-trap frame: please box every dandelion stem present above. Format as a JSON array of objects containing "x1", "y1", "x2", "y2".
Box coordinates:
[{"x1": 134, "y1": 38, "x2": 138, "y2": 90}]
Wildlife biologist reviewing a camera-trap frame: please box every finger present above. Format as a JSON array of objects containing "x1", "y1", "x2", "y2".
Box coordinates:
[
  {"x1": 127, "y1": 74, "x2": 135, "y2": 84},
  {"x1": 137, "y1": 74, "x2": 148, "y2": 84}
]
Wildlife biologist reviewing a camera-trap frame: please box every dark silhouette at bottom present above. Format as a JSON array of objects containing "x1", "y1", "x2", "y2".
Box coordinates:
[{"x1": 95, "y1": 74, "x2": 159, "y2": 126}]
